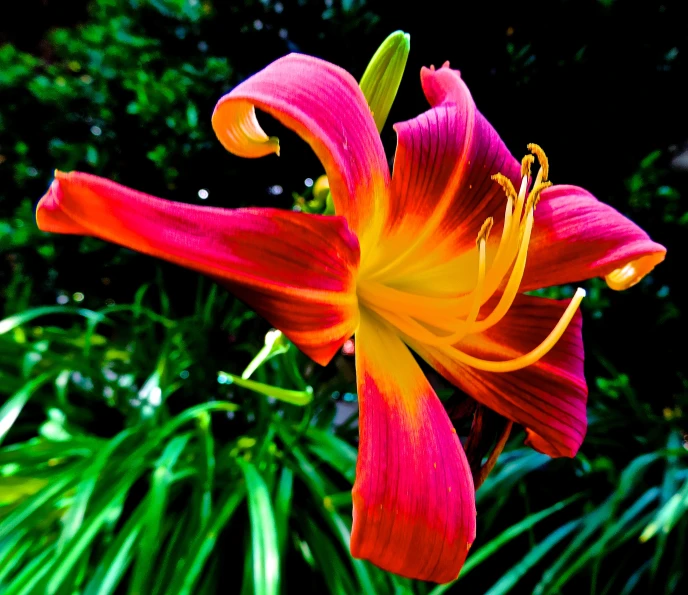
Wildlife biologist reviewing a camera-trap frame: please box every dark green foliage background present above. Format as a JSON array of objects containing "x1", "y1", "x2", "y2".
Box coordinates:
[{"x1": 0, "y1": 0, "x2": 686, "y2": 593}]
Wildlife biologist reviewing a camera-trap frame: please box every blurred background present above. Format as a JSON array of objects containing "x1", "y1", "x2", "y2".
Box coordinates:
[{"x1": 0, "y1": 0, "x2": 686, "y2": 593}]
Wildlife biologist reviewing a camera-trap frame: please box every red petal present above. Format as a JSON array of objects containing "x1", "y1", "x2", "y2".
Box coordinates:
[
  {"x1": 211, "y1": 54, "x2": 390, "y2": 246},
  {"x1": 412, "y1": 295, "x2": 587, "y2": 458},
  {"x1": 369, "y1": 64, "x2": 520, "y2": 280},
  {"x1": 522, "y1": 184, "x2": 666, "y2": 291},
  {"x1": 351, "y1": 310, "x2": 475, "y2": 583},
  {"x1": 37, "y1": 172, "x2": 360, "y2": 365}
]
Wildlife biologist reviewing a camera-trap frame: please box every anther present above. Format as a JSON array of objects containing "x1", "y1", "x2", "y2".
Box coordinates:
[
  {"x1": 527, "y1": 143, "x2": 549, "y2": 181},
  {"x1": 520, "y1": 154, "x2": 535, "y2": 179},
  {"x1": 526, "y1": 181, "x2": 553, "y2": 210},
  {"x1": 476, "y1": 217, "x2": 494, "y2": 245},
  {"x1": 491, "y1": 173, "x2": 517, "y2": 201}
]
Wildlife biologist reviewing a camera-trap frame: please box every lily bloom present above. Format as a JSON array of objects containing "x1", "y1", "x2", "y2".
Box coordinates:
[{"x1": 36, "y1": 54, "x2": 665, "y2": 583}]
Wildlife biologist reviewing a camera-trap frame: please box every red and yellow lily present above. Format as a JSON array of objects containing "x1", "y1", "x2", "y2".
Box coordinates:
[{"x1": 36, "y1": 51, "x2": 665, "y2": 582}]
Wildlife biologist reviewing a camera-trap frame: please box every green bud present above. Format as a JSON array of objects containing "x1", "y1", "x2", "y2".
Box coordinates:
[{"x1": 359, "y1": 30, "x2": 410, "y2": 133}]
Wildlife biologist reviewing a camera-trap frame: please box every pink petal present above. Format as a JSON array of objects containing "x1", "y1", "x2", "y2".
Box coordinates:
[
  {"x1": 412, "y1": 294, "x2": 587, "y2": 458},
  {"x1": 351, "y1": 309, "x2": 476, "y2": 583},
  {"x1": 522, "y1": 184, "x2": 667, "y2": 291},
  {"x1": 369, "y1": 64, "x2": 520, "y2": 280},
  {"x1": 37, "y1": 171, "x2": 360, "y2": 365},
  {"x1": 211, "y1": 54, "x2": 391, "y2": 246}
]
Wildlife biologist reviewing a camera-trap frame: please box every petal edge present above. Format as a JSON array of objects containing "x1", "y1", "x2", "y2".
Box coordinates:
[{"x1": 352, "y1": 309, "x2": 476, "y2": 583}]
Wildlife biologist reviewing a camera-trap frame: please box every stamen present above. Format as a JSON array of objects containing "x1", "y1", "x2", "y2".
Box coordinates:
[
  {"x1": 520, "y1": 154, "x2": 534, "y2": 179},
  {"x1": 508, "y1": 174, "x2": 531, "y2": 247},
  {"x1": 491, "y1": 174, "x2": 517, "y2": 202},
  {"x1": 486, "y1": 172, "x2": 530, "y2": 299},
  {"x1": 527, "y1": 143, "x2": 549, "y2": 181},
  {"x1": 476, "y1": 217, "x2": 493, "y2": 245},
  {"x1": 443, "y1": 288, "x2": 586, "y2": 373},
  {"x1": 492, "y1": 195, "x2": 513, "y2": 266},
  {"x1": 358, "y1": 142, "x2": 581, "y2": 375},
  {"x1": 527, "y1": 181, "x2": 553, "y2": 211},
  {"x1": 472, "y1": 205, "x2": 535, "y2": 333},
  {"x1": 362, "y1": 223, "x2": 490, "y2": 346},
  {"x1": 357, "y1": 281, "x2": 473, "y2": 317}
]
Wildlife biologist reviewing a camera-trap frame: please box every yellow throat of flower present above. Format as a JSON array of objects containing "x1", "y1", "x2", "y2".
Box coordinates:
[{"x1": 357, "y1": 144, "x2": 585, "y2": 373}]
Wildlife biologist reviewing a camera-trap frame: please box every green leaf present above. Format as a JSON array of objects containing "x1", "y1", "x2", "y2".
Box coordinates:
[
  {"x1": 238, "y1": 458, "x2": 280, "y2": 595},
  {"x1": 129, "y1": 433, "x2": 193, "y2": 595},
  {"x1": 56, "y1": 428, "x2": 137, "y2": 549},
  {"x1": 484, "y1": 520, "x2": 581, "y2": 595},
  {"x1": 0, "y1": 307, "x2": 108, "y2": 336},
  {"x1": 169, "y1": 487, "x2": 245, "y2": 595},
  {"x1": 640, "y1": 478, "x2": 688, "y2": 542},
  {"x1": 287, "y1": 440, "x2": 377, "y2": 595},
  {"x1": 306, "y1": 428, "x2": 358, "y2": 483},
  {"x1": 83, "y1": 504, "x2": 147, "y2": 595},
  {"x1": 0, "y1": 534, "x2": 32, "y2": 585},
  {"x1": 429, "y1": 496, "x2": 582, "y2": 595},
  {"x1": 274, "y1": 467, "x2": 294, "y2": 558},
  {"x1": 2, "y1": 545, "x2": 56, "y2": 595},
  {"x1": 0, "y1": 372, "x2": 58, "y2": 446},
  {"x1": 0, "y1": 467, "x2": 80, "y2": 539},
  {"x1": 45, "y1": 473, "x2": 140, "y2": 593}
]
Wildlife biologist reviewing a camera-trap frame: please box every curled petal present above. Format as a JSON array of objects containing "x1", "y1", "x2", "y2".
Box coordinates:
[
  {"x1": 212, "y1": 54, "x2": 390, "y2": 247},
  {"x1": 521, "y1": 185, "x2": 666, "y2": 291},
  {"x1": 37, "y1": 172, "x2": 360, "y2": 365},
  {"x1": 351, "y1": 309, "x2": 475, "y2": 583},
  {"x1": 412, "y1": 295, "x2": 587, "y2": 458}
]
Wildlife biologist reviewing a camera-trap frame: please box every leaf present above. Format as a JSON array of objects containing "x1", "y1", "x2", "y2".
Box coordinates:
[
  {"x1": 129, "y1": 433, "x2": 193, "y2": 595},
  {"x1": 429, "y1": 496, "x2": 582, "y2": 595},
  {"x1": 56, "y1": 428, "x2": 137, "y2": 548},
  {"x1": 0, "y1": 372, "x2": 58, "y2": 446},
  {"x1": 237, "y1": 458, "x2": 280, "y2": 595},
  {"x1": 477, "y1": 449, "x2": 550, "y2": 503},
  {"x1": 286, "y1": 440, "x2": 377, "y2": 595},
  {"x1": 169, "y1": 487, "x2": 245, "y2": 595},
  {"x1": 83, "y1": 504, "x2": 147, "y2": 595},
  {"x1": 484, "y1": 521, "x2": 581, "y2": 595},
  {"x1": 0, "y1": 307, "x2": 108, "y2": 335},
  {"x1": 306, "y1": 428, "x2": 358, "y2": 483},
  {"x1": 274, "y1": 467, "x2": 294, "y2": 559},
  {"x1": 44, "y1": 473, "x2": 140, "y2": 593},
  {"x1": 2, "y1": 546, "x2": 56, "y2": 595},
  {"x1": 542, "y1": 488, "x2": 660, "y2": 593},
  {"x1": 0, "y1": 534, "x2": 32, "y2": 585},
  {"x1": 640, "y1": 478, "x2": 688, "y2": 542},
  {"x1": 0, "y1": 468, "x2": 80, "y2": 539}
]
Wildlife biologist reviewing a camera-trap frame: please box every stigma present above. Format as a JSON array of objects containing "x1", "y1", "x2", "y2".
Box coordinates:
[{"x1": 358, "y1": 144, "x2": 586, "y2": 373}]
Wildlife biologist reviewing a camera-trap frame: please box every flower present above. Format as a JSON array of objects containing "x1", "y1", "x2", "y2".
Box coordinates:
[{"x1": 36, "y1": 51, "x2": 665, "y2": 583}]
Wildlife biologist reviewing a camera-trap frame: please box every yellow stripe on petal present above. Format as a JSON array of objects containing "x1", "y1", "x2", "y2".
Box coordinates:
[
  {"x1": 358, "y1": 145, "x2": 587, "y2": 375},
  {"x1": 351, "y1": 308, "x2": 475, "y2": 583}
]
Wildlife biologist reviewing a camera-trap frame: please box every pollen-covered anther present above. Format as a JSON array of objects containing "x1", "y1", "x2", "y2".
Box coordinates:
[
  {"x1": 520, "y1": 154, "x2": 535, "y2": 179},
  {"x1": 527, "y1": 143, "x2": 549, "y2": 181},
  {"x1": 359, "y1": 145, "x2": 585, "y2": 371},
  {"x1": 491, "y1": 173, "x2": 517, "y2": 201},
  {"x1": 526, "y1": 181, "x2": 553, "y2": 211},
  {"x1": 476, "y1": 217, "x2": 494, "y2": 245}
]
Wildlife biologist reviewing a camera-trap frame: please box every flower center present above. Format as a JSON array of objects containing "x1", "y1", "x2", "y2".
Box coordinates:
[{"x1": 357, "y1": 144, "x2": 585, "y2": 373}]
